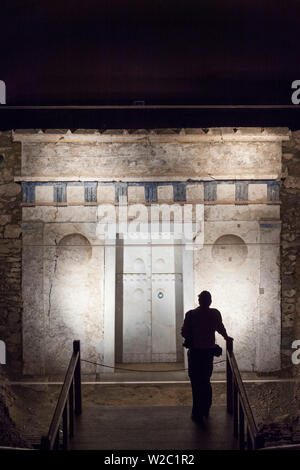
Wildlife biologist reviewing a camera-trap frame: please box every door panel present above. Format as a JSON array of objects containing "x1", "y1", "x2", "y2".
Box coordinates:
[
  {"x1": 152, "y1": 274, "x2": 178, "y2": 362},
  {"x1": 152, "y1": 245, "x2": 175, "y2": 273},
  {"x1": 123, "y1": 245, "x2": 151, "y2": 274},
  {"x1": 119, "y1": 241, "x2": 182, "y2": 363},
  {"x1": 122, "y1": 274, "x2": 152, "y2": 363}
]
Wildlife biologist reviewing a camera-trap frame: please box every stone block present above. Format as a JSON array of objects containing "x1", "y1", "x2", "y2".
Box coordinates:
[
  {"x1": 22, "y1": 222, "x2": 44, "y2": 245},
  {"x1": 186, "y1": 184, "x2": 204, "y2": 202},
  {"x1": 43, "y1": 222, "x2": 104, "y2": 247},
  {"x1": 0, "y1": 215, "x2": 11, "y2": 225},
  {"x1": 204, "y1": 204, "x2": 280, "y2": 221},
  {"x1": 18, "y1": 134, "x2": 285, "y2": 180},
  {"x1": 97, "y1": 185, "x2": 115, "y2": 203},
  {"x1": 284, "y1": 176, "x2": 300, "y2": 189},
  {"x1": 282, "y1": 152, "x2": 294, "y2": 160},
  {"x1": 22, "y1": 206, "x2": 97, "y2": 223},
  {"x1": 296, "y1": 297, "x2": 300, "y2": 316},
  {"x1": 22, "y1": 245, "x2": 45, "y2": 375},
  {"x1": 283, "y1": 288, "x2": 296, "y2": 299},
  {"x1": 216, "y1": 183, "x2": 235, "y2": 201},
  {"x1": 35, "y1": 185, "x2": 53, "y2": 203},
  {"x1": 4, "y1": 224, "x2": 21, "y2": 239},
  {"x1": 128, "y1": 186, "x2": 145, "y2": 203},
  {"x1": 127, "y1": 204, "x2": 149, "y2": 224},
  {"x1": 157, "y1": 185, "x2": 173, "y2": 202},
  {"x1": 0, "y1": 183, "x2": 21, "y2": 197},
  {"x1": 248, "y1": 183, "x2": 268, "y2": 202},
  {"x1": 67, "y1": 185, "x2": 84, "y2": 203}
]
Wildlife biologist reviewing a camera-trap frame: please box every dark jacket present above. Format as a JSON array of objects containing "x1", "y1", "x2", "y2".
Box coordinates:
[{"x1": 182, "y1": 306, "x2": 228, "y2": 349}]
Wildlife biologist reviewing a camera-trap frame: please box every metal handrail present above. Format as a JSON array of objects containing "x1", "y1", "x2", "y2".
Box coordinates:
[
  {"x1": 40, "y1": 340, "x2": 82, "y2": 450},
  {"x1": 259, "y1": 443, "x2": 300, "y2": 451},
  {"x1": 226, "y1": 338, "x2": 264, "y2": 450},
  {"x1": 0, "y1": 446, "x2": 35, "y2": 451}
]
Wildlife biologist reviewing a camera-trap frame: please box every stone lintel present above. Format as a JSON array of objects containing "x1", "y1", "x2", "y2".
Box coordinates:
[
  {"x1": 15, "y1": 175, "x2": 282, "y2": 183},
  {"x1": 13, "y1": 127, "x2": 291, "y2": 144}
]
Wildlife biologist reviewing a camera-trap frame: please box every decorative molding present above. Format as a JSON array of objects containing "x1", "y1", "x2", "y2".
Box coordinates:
[
  {"x1": 14, "y1": 175, "x2": 282, "y2": 183},
  {"x1": 20, "y1": 180, "x2": 281, "y2": 204},
  {"x1": 13, "y1": 127, "x2": 291, "y2": 144}
]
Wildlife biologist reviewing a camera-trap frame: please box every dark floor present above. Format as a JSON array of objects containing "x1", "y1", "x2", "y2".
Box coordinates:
[{"x1": 70, "y1": 405, "x2": 237, "y2": 450}]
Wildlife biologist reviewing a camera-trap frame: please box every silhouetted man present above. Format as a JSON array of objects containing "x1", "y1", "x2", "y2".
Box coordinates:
[{"x1": 181, "y1": 290, "x2": 232, "y2": 424}]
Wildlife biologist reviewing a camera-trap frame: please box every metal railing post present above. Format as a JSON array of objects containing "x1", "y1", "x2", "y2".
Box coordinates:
[
  {"x1": 40, "y1": 436, "x2": 51, "y2": 450},
  {"x1": 53, "y1": 431, "x2": 59, "y2": 450},
  {"x1": 247, "y1": 428, "x2": 253, "y2": 450},
  {"x1": 73, "y1": 340, "x2": 82, "y2": 416},
  {"x1": 226, "y1": 337, "x2": 233, "y2": 414},
  {"x1": 40, "y1": 340, "x2": 83, "y2": 450},
  {"x1": 69, "y1": 379, "x2": 74, "y2": 438},
  {"x1": 233, "y1": 383, "x2": 238, "y2": 438},
  {"x1": 239, "y1": 402, "x2": 245, "y2": 450},
  {"x1": 62, "y1": 403, "x2": 69, "y2": 450},
  {"x1": 254, "y1": 433, "x2": 265, "y2": 450},
  {"x1": 225, "y1": 337, "x2": 265, "y2": 451}
]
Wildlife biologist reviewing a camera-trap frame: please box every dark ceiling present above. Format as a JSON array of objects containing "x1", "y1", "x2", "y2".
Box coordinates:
[{"x1": 2, "y1": 0, "x2": 300, "y2": 106}]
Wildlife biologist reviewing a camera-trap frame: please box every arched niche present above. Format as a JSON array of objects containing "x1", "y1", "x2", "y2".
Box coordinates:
[
  {"x1": 56, "y1": 233, "x2": 92, "y2": 273},
  {"x1": 212, "y1": 234, "x2": 248, "y2": 270}
]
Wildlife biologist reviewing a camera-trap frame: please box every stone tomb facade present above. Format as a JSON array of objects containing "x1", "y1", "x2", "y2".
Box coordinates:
[{"x1": 14, "y1": 128, "x2": 290, "y2": 375}]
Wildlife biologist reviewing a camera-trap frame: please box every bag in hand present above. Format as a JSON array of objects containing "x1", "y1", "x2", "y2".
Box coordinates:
[
  {"x1": 182, "y1": 337, "x2": 192, "y2": 349},
  {"x1": 213, "y1": 344, "x2": 222, "y2": 357},
  {"x1": 183, "y1": 339, "x2": 222, "y2": 357}
]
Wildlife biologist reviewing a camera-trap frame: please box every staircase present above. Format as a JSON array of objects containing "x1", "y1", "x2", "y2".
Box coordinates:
[{"x1": 69, "y1": 404, "x2": 237, "y2": 450}]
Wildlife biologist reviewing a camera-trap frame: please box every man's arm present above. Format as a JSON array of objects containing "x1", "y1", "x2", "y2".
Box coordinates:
[
  {"x1": 181, "y1": 311, "x2": 192, "y2": 338},
  {"x1": 215, "y1": 310, "x2": 230, "y2": 340}
]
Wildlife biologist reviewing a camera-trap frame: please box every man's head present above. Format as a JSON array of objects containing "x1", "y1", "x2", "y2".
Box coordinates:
[{"x1": 198, "y1": 290, "x2": 212, "y2": 307}]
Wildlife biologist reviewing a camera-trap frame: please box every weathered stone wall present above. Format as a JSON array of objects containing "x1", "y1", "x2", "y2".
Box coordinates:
[
  {"x1": 14, "y1": 128, "x2": 288, "y2": 375},
  {"x1": 194, "y1": 208, "x2": 281, "y2": 373},
  {"x1": 15, "y1": 127, "x2": 286, "y2": 181},
  {"x1": 0, "y1": 131, "x2": 22, "y2": 375},
  {"x1": 2, "y1": 127, "x2": 300, "y2": 377},
  {"x1": 281, "y1": 132, "x2": 300, "y2": 376},
  {"x1": 0, "y1": 368, "x2": 30, "y2": 447}
]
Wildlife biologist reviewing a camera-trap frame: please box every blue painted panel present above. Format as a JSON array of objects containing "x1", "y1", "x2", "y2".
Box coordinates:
[
  {"x1": 260, "y1": 222, "x2": 281, "y2": 228},
  {"x1": 267, "y1": 181, "x2": 280, "y2": 201},
  {"x1": 22, "y1": 183, "x2": 35, "y2": 203},
  {"x1": 235, "y1": 182, "x2": 248, "y2": 201},
  {"x1": 173, "y1": 183, "x2": 186, "y2": 202},
  {"x1": 144, "y1": 183, "x2": 158, "y2": 202},
  {"x1": 204, "y1": 182, "x2": 217, "y2": 201},
  {"x1": 84, "y1": 182, "x2": 97, "y2": 202},
  {"x1": 54, "y1": 183, "x2": 67, "y2": 203},
  {"x1": 115, "y1": 183, "x2": 127, "y2": 202}
]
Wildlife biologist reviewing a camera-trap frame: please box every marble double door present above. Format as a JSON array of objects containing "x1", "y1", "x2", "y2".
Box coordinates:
[{"x1": 115, "y1": 239, "x2": 183, "y2": 363}]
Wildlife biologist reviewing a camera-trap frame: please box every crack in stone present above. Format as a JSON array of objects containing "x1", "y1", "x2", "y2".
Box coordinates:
[
  {"x1": 53, "y1": 205, "x2": 59, "y2": 221},
  {"x1": 48, "y1": 250, "x2": 58, "y2": 321},
  {"x1": 47, "y1": 207, "x2": 60, "y2": 322}
]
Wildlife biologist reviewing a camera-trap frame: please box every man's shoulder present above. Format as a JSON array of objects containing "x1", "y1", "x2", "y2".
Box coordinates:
[
  {"x1": 209, "y1": 308, "x2": 222, "y2": 318},
  {"x1": 185, "y1": 307, "x2": 200, "y2": 317},
  {"x1": 185, "y1": 307, "x2": 222, "y2": 318}
]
